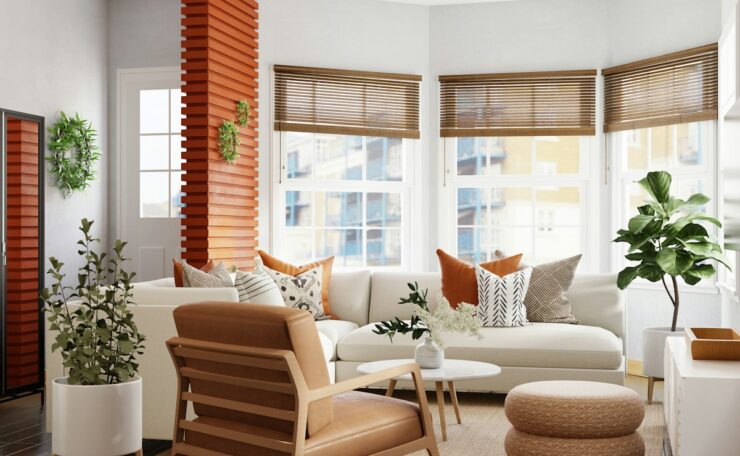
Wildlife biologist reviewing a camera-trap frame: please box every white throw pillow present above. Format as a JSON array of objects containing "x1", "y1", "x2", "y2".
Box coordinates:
[
  {"x1": 475, "y1": 265, "x2": 533, "y2": 327},
  {"x1": 263, "y1": 264, "x2": 328, "y2": 320},
  {"x1": 183, "y1": 262, "x2": 233, "y2": 288},
  {"x1": 234, "y1": 269, "x2": 285, "y2": 306}
]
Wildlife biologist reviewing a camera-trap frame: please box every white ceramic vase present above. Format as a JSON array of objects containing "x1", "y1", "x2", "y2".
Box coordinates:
[
  {"x1": 415, "y1": 336, "x2": 444, "y2": 369},
  {"x1": 52, "y1": 376, "x2": 142, "y2": 456},
  {"x1": 643, "y1": 327, "x2": 683, "y2": 378}
]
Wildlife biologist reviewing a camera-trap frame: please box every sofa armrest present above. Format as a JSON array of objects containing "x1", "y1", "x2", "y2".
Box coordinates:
[
  {"x1": 132, "y1": 286, "x2": 239, "y2": 306},
  {"x1": 568, "y1": 273, "x2": 625, "y2": 343}
]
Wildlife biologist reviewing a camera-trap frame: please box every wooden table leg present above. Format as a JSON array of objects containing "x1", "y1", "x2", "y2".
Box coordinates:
[
  {"x1": 435, "y1": 381, "x2": 447, "y2": 442},
  {"x1": 448, "y1": 381, "x2": 461, "y2": 424},
  {"x1": 648, "y1": 376, "x2": 654, "y2": 405},
  {"x1": 386, "y1": 379, "x2": 397, "y2": 397}
]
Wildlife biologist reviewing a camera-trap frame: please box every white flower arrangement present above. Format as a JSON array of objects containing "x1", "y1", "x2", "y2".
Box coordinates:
[{"x1": 415, "y1": 296, "x2": 482, "y2": 348}]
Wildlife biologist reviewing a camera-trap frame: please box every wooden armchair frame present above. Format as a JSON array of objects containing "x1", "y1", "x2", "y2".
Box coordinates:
[{"x1": 166, "y1": 337, "x2": 439, "y2": 456}]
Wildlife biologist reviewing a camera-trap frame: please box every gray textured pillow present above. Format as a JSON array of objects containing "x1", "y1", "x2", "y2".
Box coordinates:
[
  {"x1": 183, "y1": 262, "x2": 232, "y2": 288},
  {"x1": 523, "y1": 255, "x2": 582, "y2": 324}
]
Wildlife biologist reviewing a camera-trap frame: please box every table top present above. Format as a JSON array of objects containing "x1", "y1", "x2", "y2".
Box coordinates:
[
  {"x1": 357, "y1": 359, "x2": 501, "y2": 382},
  {"x1": 667, "y1": 336, "x2": 740, "y2": 379}
]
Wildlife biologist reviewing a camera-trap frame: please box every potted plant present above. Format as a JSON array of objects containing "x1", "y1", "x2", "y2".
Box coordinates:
[
  {"x1": 44, "y1": 219, "x2": 145, "y2": 456},
  {"x1": 614, "y1": 171, "x2": 730, "y2": 382},
  {"x1": 373, "y1": 282, "x2": 482, "y2": 368}
]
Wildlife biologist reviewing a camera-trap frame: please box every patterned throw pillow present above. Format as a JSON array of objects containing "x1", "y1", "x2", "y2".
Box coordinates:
[
  {"x1": 263, "y1": 264, "x2": 328, "y2": 320},
  {"x1": 524, "y1": 255, "x2": 582, "y2": 324},
  {"x1": 476, "y1": 265, "x2": 533, "y2": 327},
  {"x1": 234, "y1": 269, "x2": 285, "y2": 306},
  {"x1": 182, "y1": 261, "x2": 232, "y2": 288}
]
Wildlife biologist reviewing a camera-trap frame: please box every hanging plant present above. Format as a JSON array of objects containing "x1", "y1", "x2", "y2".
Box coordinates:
[
  {"x1": 236, "y1": 100, "x2": 250, "y2": 127},
  {"x1": 47, "y1": 112, "x2": 101, "y2": 198},
  {"x1": 218, "y1": 120, "x2": 240, "y2": 164}
]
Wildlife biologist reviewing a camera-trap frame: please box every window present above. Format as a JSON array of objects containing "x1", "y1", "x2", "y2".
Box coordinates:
[
  {"x1": 444, "y1": 135, "x2": 593, "y2": 266},
  {"x1": 139, "y1": 89, "x2": 183, "y2": 218},
  {"x1": 277, "y1": 132, "x2": 415, "y2": 268},
  {"x1": 612, "y1": 120, "x2": 716, "y2": 273}
]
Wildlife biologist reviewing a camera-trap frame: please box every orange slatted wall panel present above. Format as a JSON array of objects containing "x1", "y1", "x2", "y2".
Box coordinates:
[
  {"x1": 181, "y1": 0, "x2": 259, "y2": 269},
  {"x1": 5, "y1": 118, "x2": 40, "y2": 389}
]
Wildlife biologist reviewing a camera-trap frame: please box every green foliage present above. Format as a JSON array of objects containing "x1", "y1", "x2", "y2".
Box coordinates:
[
  {"x1": 218, "y1": 120, "x2": 240, "y2": 164},
  {"x1": 614, "y1": 171, "x2": 731, "y2": 331},
  {"x1": 47, "y1": 112, "x2": 101, "y2": 198},
  {"x1": 43, "y1": 219, "x2": 145, "y2": 385},
  {"x1": 372, "y1": 282, "x2": 430, "y2": 342},
  {"x1": 236, "y1": 100, "x2": 250, "y2": 127}
]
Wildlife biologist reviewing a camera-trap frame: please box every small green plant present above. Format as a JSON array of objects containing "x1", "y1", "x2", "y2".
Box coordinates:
[
  {"x1": 236, "y1": 100, "x2": 250, "y2": 127},
  {"x1": 614, "y1": 171, "x2": 731, "y2": 331},
  {"x1": 43, "y1": 219, "x2": 145, "y2": 385},
  {"x1": 218, "y1": 120, "x2": 240, "y2": 164},
  {"x1": 47, "y1": 112, "x2": 101, "y2": 198},
  {"x1": 373, "y1": 282, "x2": 430, "y2": 342}
]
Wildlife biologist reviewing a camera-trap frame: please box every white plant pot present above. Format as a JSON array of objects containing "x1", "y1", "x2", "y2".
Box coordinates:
[
  {"x1": 415, "y1": 337, "x2": 444, "y2": 369},
  {"x1": 52, "y1": 376, "x2": 142, "y2": 456},
  {"x1": 643, "y1": 327, "x2": 683, "y2": 379}
]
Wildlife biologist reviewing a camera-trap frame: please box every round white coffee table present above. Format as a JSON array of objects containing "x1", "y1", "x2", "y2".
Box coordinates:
[{"x1": 357, "y1": 359, "x2": 501, "y2": 441}]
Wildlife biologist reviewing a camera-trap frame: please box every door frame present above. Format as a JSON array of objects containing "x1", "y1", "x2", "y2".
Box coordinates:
[{"x1": 114, "y1": 67, "x2": 181, "y2": 243}]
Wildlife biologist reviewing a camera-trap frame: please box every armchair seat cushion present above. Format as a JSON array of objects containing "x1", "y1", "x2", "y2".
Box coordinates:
[{"x1": 184, "y1": 391, "x2": 423, "y2": 456}]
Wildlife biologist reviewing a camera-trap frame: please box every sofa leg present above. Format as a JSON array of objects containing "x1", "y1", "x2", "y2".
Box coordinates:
[{"x1": 647, "y1": 376, "x2": 654, "y2": 405}]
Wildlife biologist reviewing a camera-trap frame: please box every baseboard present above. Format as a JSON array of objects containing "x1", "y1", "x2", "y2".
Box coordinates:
[{"x1": 627, "y1": 358, "x2": 645, "y2": 377}]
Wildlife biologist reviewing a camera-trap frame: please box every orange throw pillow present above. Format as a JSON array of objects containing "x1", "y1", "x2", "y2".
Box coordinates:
[
  {"x1": 258, "y1": 251, "x2": 334, "y2": 317},
  {"x1": 173, "y1": 259, "x2": 215, "y2": 287},
  {"x1": 437, "y1": 249, "x2": 523, "y2": 308}
]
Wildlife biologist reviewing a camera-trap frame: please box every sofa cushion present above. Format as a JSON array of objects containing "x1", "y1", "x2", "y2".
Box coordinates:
[
  {"x1": 338, "y1": 323, "x2": 623, "y2": 370},
  {"x1": 316, "y1": 320, "x2": 360, "y2": 361}
]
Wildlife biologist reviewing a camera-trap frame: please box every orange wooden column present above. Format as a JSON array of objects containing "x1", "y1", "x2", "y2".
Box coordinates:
[
  {"x1": 5, "y1": 118, "x2": 41, "y2": 390},
  {"x1": 181, "y1": 0, "x2": 259, "y2": 269}
]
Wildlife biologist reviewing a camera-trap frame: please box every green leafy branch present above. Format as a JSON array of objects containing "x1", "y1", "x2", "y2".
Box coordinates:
[
  {"x1": 47, "y1": 112, "x2": 101, "y2": 198},
  {"x1": 218, "y1": 120, "x2": 240, "y2": 164},
  {"x1": 236, "y1": 100, "x2": 250, "y2": 127},
  {"x1": 372, "y1": 282, "x2": 430, "y2": 342}
]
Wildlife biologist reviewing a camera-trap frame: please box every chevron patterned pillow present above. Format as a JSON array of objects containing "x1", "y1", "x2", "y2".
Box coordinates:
[{"x1": 475, "y1": 265, "x2": 533, "y2": 327}]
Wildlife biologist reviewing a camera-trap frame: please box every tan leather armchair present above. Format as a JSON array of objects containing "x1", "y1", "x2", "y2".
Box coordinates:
[{"x1": 166, "y1": 302, "x2": 439, "y2": 456}]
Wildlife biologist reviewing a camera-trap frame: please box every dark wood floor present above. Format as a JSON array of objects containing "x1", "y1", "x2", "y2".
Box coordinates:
[{"x1": 0, "y1": 393, "x2": 171, "y2": 456}]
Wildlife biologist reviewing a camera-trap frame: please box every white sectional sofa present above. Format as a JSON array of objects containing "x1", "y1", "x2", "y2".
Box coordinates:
[{"x1": 45, "y1": 270, "x2": 625, "y2": 440}]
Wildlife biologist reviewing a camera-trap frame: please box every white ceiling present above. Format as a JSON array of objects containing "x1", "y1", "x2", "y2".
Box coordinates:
[{"x1": 381, "y1": 0, "x2": 519, "y2": 6}]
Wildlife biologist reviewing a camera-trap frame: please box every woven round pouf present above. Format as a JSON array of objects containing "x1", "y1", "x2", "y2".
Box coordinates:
[{"x1": 504, "y1": 381, "x2": 645, "y2": 456}]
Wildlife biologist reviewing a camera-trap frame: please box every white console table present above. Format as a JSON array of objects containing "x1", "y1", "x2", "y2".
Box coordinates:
[{"x1": 664, "y1": 337, "x2": 740, "y2": 456}]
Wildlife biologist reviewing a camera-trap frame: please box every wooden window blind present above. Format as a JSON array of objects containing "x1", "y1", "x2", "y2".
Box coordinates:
[
  {"x1": 604, "y1": 43, "x2": 718, "y2": 133},
  {"x1": 274, "y1": 65, "x2": 421, "y2": 139},
  {"x1": 438, "y1": 70, "x2": 596, "y2": 137}
]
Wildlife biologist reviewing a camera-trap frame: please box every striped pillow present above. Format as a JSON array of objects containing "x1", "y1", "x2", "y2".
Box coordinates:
[{"x1": 234, "y1": 269, "x2": 285, "y2": 306}]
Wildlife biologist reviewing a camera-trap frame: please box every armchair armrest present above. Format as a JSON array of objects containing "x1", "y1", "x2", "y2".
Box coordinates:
[{"x1": 308, "y1": 363, "x2": 419, "y2": 403}]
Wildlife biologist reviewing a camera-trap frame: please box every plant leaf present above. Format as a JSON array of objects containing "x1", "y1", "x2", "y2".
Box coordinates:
[
  {"x1": 617, "y1": 267, "x2": 639, "y2": 289},
  {"x1": 656, "y1": 248, "x2": 693, "y2": 276},
  {"x1": 638, "y1": 171, "x2": 671, "y2": 204}
]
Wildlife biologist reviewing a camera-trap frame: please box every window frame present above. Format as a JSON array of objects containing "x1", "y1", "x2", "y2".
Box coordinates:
[
  {"x1": 270, "y1": 130, "x2": 421, "y2": 271},
  {"x1": 438, "y1": 135, "x2": 599, "y2": 271},
  {"x1": 609, "y1": 120, "x2": 719, "y2": 292}
]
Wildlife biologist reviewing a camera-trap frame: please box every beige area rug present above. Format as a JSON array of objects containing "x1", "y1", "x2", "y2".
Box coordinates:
[{"x1": 157, "y1": 376, "x2": 665, "y2": 456}]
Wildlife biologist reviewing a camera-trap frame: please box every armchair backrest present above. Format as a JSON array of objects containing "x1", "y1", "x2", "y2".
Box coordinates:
[{"x1": 172, "y1": 302, "x2": 333, "y2": 436}]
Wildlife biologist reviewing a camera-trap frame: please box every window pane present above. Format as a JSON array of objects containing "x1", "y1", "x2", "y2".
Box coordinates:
[
  {"x1": 676, "y1": 122, "x2": 704, "y2": 166},
  {"x1": 140, "y1": 135, "x2": 169, "y2": 170},
  {"x1": 317, "y1": 229, "x2": 363, "y2": 267},
  {"x1": 140, "y1": 172, "x2": 169, "y2": 217},
  {"x1": 316, "y1": 192, "x2": 362, "y2": 227},
  {"x1": 284, "y1": 229, "x2": 313, "y2": 263},
  {"x1": 457, "y1": 227, "x2": 486, "y2": 264},
  {"x1": 493, "y1": 137, "x2": 532, "y2": 175},
  {"x1": 367, "y1": 193, "x2": 401, "y2": 228},
  {"x1": 367, "y1": 229, "x2": 401, "y2": 266},
  {"x1": 456, "y1": 137, "x2": 486, "y2": 175},
  {"x1": 170, "y1": 89, "x2": 183, "y2": 133},
  {"x1": 492, "y1": 187, "x2": 533, "y2": 226},
  {"x1": 651, "y1": 124, "x2": 673, "y2": 169},
  {"x1": 489, "y1": 227, "x2": 533, "y2": 263},
  {"x1": 624, "y1": 128, "x2": 649, "y2": 171},
  {"x1": 285, "y1": 191, "x2": 312, "y2": 227},
  {"x1": 533, "y1": 226, "x2": 579, "y2": 265},
  {"x1": 285, "y1": 132, "x2": 313, "y2": 179},
  {"x1": 170, "y1": 171, "x2": 183, "y2": 217},
  {"x1": 367, "y1": 137, "x2": 403, "y2": 181},
  {"x1": 534, "y1": 136, "x2": 580, "y2": 174},
  {"x1": 534, "y1": 187, "x2": 580, "y2": 226},
  {"x1": 140, "y1": 89, "x2": 169, "y2": 134},
  {"x1": 170, "y1": 135, "x2": 183, "y2": 170},
  {"x1": 315, "y1": 134, "x2": 362, "y2": 180},
  {"x1": 458, "y1": 188, "x2": 487, "y2": 225}
]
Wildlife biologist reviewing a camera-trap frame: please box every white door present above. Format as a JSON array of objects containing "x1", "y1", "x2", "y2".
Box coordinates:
[{"x1": 118, "y1": 68, "x2": 183, "y2": 282}]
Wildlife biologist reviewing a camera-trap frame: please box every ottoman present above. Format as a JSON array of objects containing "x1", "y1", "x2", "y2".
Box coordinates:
[{"x1": 504, "y1": 381, "x2": 645, "y2": 456}]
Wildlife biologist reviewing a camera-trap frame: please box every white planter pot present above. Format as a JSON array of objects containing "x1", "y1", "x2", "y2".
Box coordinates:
[
  {"x1": 415, "y1": 337, "x2": 444, "y2": 369},
  {"x1": 52, "y1": 376, "x2": 142, "y2": 456},
  {"x1": 643, "y1": 327, "x2": 683, "y2": 379}
]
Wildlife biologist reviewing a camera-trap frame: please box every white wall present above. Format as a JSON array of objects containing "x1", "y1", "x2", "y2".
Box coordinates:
[{"x1": 0, "y1": 0, "x2": 109, "y2": 278}]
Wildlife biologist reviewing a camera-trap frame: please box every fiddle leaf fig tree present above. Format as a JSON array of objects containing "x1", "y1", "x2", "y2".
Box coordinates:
[{"x1": 614, "y1": 171, "x2": 731, "y2": 332}]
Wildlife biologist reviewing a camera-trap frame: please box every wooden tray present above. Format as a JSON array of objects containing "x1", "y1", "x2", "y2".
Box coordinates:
[{"x1": 686, "y1": 327, "x2": 740, "y2": 361}]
